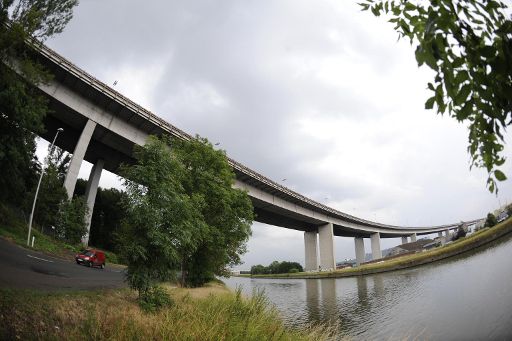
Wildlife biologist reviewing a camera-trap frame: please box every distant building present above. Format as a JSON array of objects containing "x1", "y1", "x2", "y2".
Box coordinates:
[
  {"x1": 387, "y1": 239, "x2": 434, "y2": 257},
  {"x1": 336, "y1": 260, "x2": 356, "y2": 269},
  {"x1": 423, "y1": 240, "x2": 441, "y2": 250}
]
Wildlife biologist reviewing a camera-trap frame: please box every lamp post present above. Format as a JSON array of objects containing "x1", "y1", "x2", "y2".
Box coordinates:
[{"x1": 27, "y1": 128, "x2": 64, "y2": 246}]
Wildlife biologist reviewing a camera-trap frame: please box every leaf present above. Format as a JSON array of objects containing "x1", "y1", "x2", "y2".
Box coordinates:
[
  {"x1": 488, "y1": 178, "x2": 495, "y2": 193},
  {"x1": 415, "y1": 46, "x2": 425, "y2": 66},
  {"x1": 404, "y1": 2, "x2": 416, "y2": 11},
  {"x1": 358, "y1": 3, "x2": 370, "y2": 11},
  {"x1": 456, "y1": 101, "x2": 473, "y2": 120},
  {"x1": 451, "y1": 57, "x2": 465, "y2": 69},
  {"x1": 425, "y1": 96, "x2": 436, "y2": 109},
  {"x1": 494, "y1": 169, "x2": 507, "y2": 181},
  {"x1": 454, "y1": 84, "x2": 471, "y2": 106},
  {"x1": 454, "y1": 70, "x2": 469, "y2": 84},
  {"x1": 480, "y1": 45, "x2": 495, "y2": 58}
]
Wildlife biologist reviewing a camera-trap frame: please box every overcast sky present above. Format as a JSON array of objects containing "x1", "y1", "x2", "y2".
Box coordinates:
[{"x1": 37, "y1": 0, "x2": 512, "y2": 269}]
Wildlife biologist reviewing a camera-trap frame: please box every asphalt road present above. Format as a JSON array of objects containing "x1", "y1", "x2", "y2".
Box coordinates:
[{"x1": 0, "y1": 238, "x2": 125, "y2": 291}]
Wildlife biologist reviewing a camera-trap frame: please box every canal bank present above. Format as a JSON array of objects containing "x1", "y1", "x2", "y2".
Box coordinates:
[{"x1": 243, "y1": 217, "x2": 512, "y2": 279}]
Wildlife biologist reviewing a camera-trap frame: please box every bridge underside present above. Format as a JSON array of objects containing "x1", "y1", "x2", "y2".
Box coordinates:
[
  {"x1": 251, "y1": 197, "x2": 430, "y2": 238},
  {"x1": 41, "y1": 113, "x2": 136, "y2": 173}
]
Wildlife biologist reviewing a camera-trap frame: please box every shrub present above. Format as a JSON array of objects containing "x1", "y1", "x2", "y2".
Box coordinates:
[
  {"x1": 484, "y1": 213, "x2": 498, "y2": 228},
  {"x1": 139, "y1": 286, "x2": 174, "y2": 313}
]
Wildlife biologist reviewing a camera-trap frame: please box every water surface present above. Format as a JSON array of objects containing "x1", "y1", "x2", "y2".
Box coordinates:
[{"x1": 225, "y1": 235, "x2": 512, "y2": 340}]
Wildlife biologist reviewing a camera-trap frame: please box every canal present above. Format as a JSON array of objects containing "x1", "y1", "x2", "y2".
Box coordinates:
[{"x1": 225, "y1": 234, "x2": 512, "y2": 340}]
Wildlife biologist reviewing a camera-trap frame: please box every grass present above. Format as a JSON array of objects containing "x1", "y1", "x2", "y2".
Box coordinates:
[
  {"x1": 0, "y1": 203, "x2": 122, "y2": 265},
  {"x1": 0, "y1": 283, "x2": 336, "y2": 340},
  {"x1": 247, "y1": 217, "x2": 512, "y2": 279}
]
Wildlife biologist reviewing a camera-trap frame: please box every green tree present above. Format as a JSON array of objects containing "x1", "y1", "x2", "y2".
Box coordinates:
[
  {"x1": 360, "y1": 0, "x2": 512, "y2": 193},
  {"x1": 0, "y1": 0, "x2": 78, "y2": 206},
  {"x1": 173, "y1": 137, "x2": 253, "y2": 287},
  {"x1": 118, "y1": 135, "x2": 203, "y2": 299},
  {"x1": 250, "y1": 264, "x2": 267, "y2": 275},
  {"x1": 484, "y1": 212, "x2": 498, "y2": 227},
  {"x1": 118, "y1": 135, "x2": 253, "y2": 299},
  {"x1": 29, "y1": 145, "x2": 69, "y2": 233},
  {"x1": 277, "y1": 261, "x2": 303, "y2": 274},
  {"x1": 268, "y1": 260, "x2": 280, "y2": 274},
  {"x1": 55, "y1": 196, "x2": 88, "y2": 244},
  {"x1": 74, "y1": 179, "x2": 129, "y2": 251},
  {"x1": 31, "y1": 163, "x2": 67, "y2": 232},
  {"x1": 250, "y1": 261, "x2": 304, "y2": 275}
]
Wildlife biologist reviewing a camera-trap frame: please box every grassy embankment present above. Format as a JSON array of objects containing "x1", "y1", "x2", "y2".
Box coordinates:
[
  {"x1": 0, "y1": 282, "x2": 335, "y2": 340},
  {"x1": 0, "y1": 205, "x2": 336, "y2": 339},
  {"x1": 0, "y1": 204, "x2": 121, "y2": 264},
  {"x1": 245, "y1": 217, "x2": 512, "y2": 279}
]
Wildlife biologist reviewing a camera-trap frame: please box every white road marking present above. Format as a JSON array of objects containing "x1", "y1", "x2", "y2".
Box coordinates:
[{"x1": 27, "y1": 254, "x2": 54, "y2": 263}]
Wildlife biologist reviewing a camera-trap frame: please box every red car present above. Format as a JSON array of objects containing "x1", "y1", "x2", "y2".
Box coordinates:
[{"x1": 75, "y1": 249, "x2": 106, "y2": 269}]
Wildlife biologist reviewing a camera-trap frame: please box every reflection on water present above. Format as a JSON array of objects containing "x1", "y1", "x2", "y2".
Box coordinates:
[
  {"x1": 225, "y1": 234, "x2": 512, "y2": 340},
  {"x1": 305, "y1": 279, "x2": 319, "y2": 322}
]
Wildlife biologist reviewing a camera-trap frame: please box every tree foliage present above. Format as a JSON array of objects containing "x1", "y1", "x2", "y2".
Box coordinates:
[
  {"x1": 0, "y1": 0, "x2": 78, "y2": 206},
  {"x1": 75, "y1": 179, "x2": 129, "y2": 252},
  {"x1": 251, "y1": 261, "x2": 304, "y2": 275},
  {"x1": 173, "y1": 137, "x2": 253, "y2": 287},
  {"x1": 484, "y1": 212, "x2": 498, "y2": 227},
  {"x1": 360, "y1": 0, "x2": 512, "y2": 193},
  {"x1": 118, "y1": 135, "x2": 253, "y2": 298},
  {"x1": 118, "y1": 135, "x2": 205, "y2": 297},
  {"x1": 55, "y1": 195, "x2": 88, "y2": 244},
  {"x1": 29, "y1": 145, "x2": 69, "y2": 233}
]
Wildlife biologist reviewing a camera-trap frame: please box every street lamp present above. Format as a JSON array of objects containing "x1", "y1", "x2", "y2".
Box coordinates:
[{"x1": 27, "y1": 128, "x2": 64, "y2": 246}]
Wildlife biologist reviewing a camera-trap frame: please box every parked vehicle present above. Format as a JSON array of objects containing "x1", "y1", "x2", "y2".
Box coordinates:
[
  {"x1": 497, "y1": 211, "x2": 509, "y2": 223},
  {"x1": 75, "y1": 249, "x2": 106, "y2": 269}
]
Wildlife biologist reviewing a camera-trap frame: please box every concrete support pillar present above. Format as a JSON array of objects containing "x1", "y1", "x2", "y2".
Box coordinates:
[
  {"x1": 410, "y1": 233, "x2": 417, "y2": 242},
  {"x1": 370, "y1": 232, "x2": 382, "y2": 260},
  {"x1": 445, "y1": 230, "x2": 450, "y2": 237},
  {"x1": 64, "y1": 119, "x2": 97, "y2": 198},
  {"x1": 318, "y1": 223, "x2": 335, "y2": 271},
  {"x1": 304, "y1": 231, "x2": 318, "y2": 271},
  {"x1": 401, "y1": 236, "x2": 408, "y2": 244},
  {"x1": 82, "y1": 159, "x2": 104, "y2": 246},
  {"x1": 354, "y1": 237, "x2": 365, "y2": 266},
  {"x1": 438, "y1": 232, "x2": 443, "y2": 238}
]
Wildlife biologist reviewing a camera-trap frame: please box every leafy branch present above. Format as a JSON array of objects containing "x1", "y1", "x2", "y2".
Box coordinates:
[{"x1": 360, "y1": 0, "x2": 512, "y2": 193}]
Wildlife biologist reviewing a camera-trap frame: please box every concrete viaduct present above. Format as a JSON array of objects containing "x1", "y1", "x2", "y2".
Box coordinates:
[{"x1": 30, "y1": 42, "x2": 480, "y2": 271}]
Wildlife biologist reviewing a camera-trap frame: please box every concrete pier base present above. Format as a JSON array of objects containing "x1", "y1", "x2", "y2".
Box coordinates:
[
  {"x1": 371, "y1": 232, "x2": 382, "y2": 260},
  {"x1": 354, "y1": 237, "x2": 365, "y2": 266},
  {"x1": 318, "y1": 223, "x2": 335, "y2": 271},
  {"x1": 410, "y1": 233, "x2": 417, "y2": 242},
  {"x1": 401, "y1": 236, "x2": 408, "y2": 244},
  {"x1": 304, "y1": 231, "x2": 318, "y2": 271},
  {"x1": 82, "y1": 159, "x2": 104, "y2": 246}
]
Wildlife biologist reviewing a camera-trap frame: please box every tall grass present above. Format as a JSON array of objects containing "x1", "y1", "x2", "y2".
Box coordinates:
[{"x1": 0, "y1": 285, "x2": 336, "y2": 340}]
